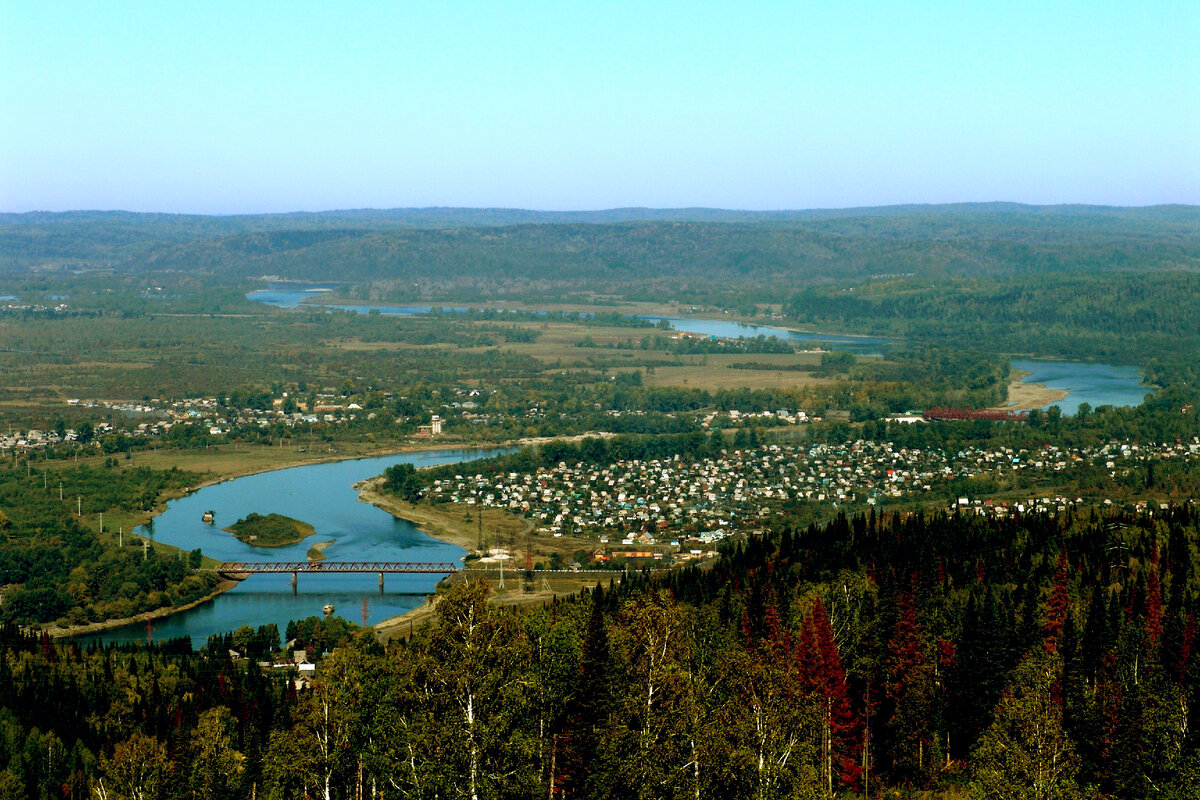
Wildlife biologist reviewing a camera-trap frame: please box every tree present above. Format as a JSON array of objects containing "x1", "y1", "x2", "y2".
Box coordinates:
[
  {"x1": 885, "y1": 591, "x2": 936, "y2": 781},
  {"x1": 613, "y1": 590, "x2": 696, "y2": 797},
  {"x1": 799, "y1": 595, "x2": 861, "y2": 796},
  {"x1": 262, "y1": 727, "x2": 319, "y2": 800},
  {"x1": 727, "y1": 615, "x2": 821, "y2": 800},
  {"x1": 231, "y1": 625, "x2": 257, "y2": 657},
  {"x1": 385, "y1": 462, "x2": 423, "y2": 502},
  {"x1": 286, "y1": 641, "x2": 383, "y2": 800},
  {"x1": 970, "y1": 651, "x2": 1083, "y2": 800},
  {"x1": 1145, "y1": 543, "x2": 1164, "y2": 646},
  {"x1": 187, "y1": 706, "x2": 245, "y2": 800},
  {"x1": 423, "y1": 578, "x2": 539, "y2": 800},
  {"x1": 558, "y1": 592, "x2": 609, "y2": 799},
  {"x1": 95, "y1": 733, "x2": 169, "y2": 800},
  {"x1": 1043, "y1": 550, "x2": 1071, "y2": 653}
]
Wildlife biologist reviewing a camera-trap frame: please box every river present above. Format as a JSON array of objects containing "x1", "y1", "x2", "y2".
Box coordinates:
[
  {"x1": 73, "y1": 447, "x2": 507, "y2": 649},
  {"x1": 74, "y1": 294, "x2": 1151, "y2": 645}
]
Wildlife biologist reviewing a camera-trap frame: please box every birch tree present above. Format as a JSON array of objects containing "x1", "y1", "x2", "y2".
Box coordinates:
[
  {"x1": 187, "y1": 706, "x2": 245, "y2": 800},
  {"x1": 425, "y1": 578, "x2": 539, "y2": 800},
  {"x1": 95, "y1": 733, "x2": 168, "y2": 800},
  {"x1": 970, "y1": 650, "x2": 1083, "y2": 800}
]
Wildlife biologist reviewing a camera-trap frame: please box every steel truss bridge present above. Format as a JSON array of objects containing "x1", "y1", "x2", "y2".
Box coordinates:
[
  {"x1": 214, "y1": 561, "x2": 461, "y2": 575},
  {"x1": 208, "y1": 560, "x2": 626, "y2": 589}
]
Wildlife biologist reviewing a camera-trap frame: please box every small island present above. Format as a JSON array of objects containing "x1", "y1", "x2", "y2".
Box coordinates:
[{"x1": 224, "y1": 512, "x2": 317, "y2": 547}]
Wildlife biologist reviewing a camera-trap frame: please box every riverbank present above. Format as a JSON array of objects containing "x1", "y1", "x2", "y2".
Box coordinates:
[
  {"x1": 357, "y1": 477, "x2": 614, "y2": 640},
  {"x1": 45, "y1": 579, "x2": 239, "y2": 639},
  {"x1": 38, "y1": 439, "x2": 490, "y2": 544},
  {"x1": 155, "y1": 439, "x2": 506, "y2": 494},
  {"x1": 993, "y1": 370, "x2": 1070, "y2": 411},
  {"x1": 355, "y1": 477, "x2": 535, "y2": 551}
]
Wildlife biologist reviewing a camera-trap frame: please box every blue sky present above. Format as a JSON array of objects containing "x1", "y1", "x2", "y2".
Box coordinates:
[{"x1": 2, "y1": 1, "x2": 1197, "y2": 213}]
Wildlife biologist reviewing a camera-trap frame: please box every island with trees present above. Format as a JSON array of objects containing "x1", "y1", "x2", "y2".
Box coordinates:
[{"x1": 224, "y1": 512, "x2": 317, "y2": 547}]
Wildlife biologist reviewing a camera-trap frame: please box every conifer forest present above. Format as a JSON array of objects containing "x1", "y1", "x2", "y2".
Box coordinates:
[{"x1": 2, "y1": 504, "x2": 1197, "y2": 799}]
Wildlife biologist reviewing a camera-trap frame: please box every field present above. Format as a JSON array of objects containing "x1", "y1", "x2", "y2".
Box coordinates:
[
  {"x1": 0, "y1": 305, "x2": 837, "y2": 425},
  {"x1": 452, "y1": 318, "x2": 832, "y2": 390},
  {"x1": 641, "y1": 353, "x2": 830, "y2": 390},
  {"x1": 36, "y1": 440, "x2": 423, "y2": 494}
]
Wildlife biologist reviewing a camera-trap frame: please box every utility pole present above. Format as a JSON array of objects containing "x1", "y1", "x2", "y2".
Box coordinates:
[
  {"x1": 59, "y1": 482, "x2": 63, "y2": 500},
  {"x1": 119, "y1": 527, "x2": 123, "y2": 547},
  {"x1": 77, "y1": 496, "x2": 81, "y2": 516},
  {"x1": 99, "y1": 512, "x2": 103, "y2": 534}
]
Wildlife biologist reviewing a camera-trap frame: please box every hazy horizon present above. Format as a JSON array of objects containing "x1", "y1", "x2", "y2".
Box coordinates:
[
  {"x1": 3, "y1": 2, "x2": 1197, "y2": 214},
  {"x1": 6, "y1": 200, "x2": 1199, "y2": 219}
]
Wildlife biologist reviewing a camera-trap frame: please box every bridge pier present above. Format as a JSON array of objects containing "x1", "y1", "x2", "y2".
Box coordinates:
[
  {"x1": 378, "y1": 571, "x2": 385, "y2": 593},
  {"x1": 291, "y1": 571, "x2": 297, "y2": 594}
]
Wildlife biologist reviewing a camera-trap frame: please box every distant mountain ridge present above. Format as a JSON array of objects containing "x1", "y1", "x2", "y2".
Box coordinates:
[
  {"x1": 4, "y1": 202, "x2": 1198, "y2": 229},
  {"x1": 3, "y1": 204, "x2": 1198, "y2": 285}
]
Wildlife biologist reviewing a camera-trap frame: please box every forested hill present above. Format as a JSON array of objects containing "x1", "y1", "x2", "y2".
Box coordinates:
[
  {"x1": 1, "y1": 505, "x2": 1196, "y2": 798},
  {"x1": 3, "y1": 204, "x2": 1199, "y2": 285}
]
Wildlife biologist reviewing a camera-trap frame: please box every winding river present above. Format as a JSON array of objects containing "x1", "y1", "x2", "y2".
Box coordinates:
[
  {"x1": 73, "y1": 447, "x2": 507, "y2": 648},
  {"x1": 59, "y1": 291, "x2": 1156, "y2": 647}
]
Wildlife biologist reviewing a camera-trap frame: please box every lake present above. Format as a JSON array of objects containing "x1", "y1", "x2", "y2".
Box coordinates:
[
  {"x1": 1010, "y1": 358, "x2": 1151, "y2": 415},
  {"x1": 73, "y1": 447, "x2": 508, "y2": 648}
]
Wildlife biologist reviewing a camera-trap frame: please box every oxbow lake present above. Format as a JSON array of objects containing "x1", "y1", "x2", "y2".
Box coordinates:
[
  {"x1": 73, "y1": 448, "x2": 509, "y2": 648},
  {"x1": 248, "y1": 287, "x2": 1153, "y2": 413}
]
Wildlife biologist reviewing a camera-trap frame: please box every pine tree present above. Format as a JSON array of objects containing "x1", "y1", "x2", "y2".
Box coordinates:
[
  {"x1": 559, "y1": 590, "x2": 610, "y2": 800},
  {"x1": 799, "y1": 595, "x2": 861, "y2": 796},
  {"x1": 885, "y1": 591, "x2": 935, "y2": 781},
  {"x1": 1145, "y1": 542, "x2": 1164, "y2": 646},
  {"x1": 1043, "y1": 550, "x2": 1071, "y2": 653}
]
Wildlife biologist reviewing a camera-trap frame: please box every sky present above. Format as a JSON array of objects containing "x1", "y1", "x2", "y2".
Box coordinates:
[{"x1": 2, "y1": 1, "x2": 1198, "y2": 213}]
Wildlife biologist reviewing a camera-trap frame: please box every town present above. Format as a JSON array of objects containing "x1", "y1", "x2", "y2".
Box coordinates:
[{"x1": 426, "y1": 437, "x2": 1200, "y2": 560}]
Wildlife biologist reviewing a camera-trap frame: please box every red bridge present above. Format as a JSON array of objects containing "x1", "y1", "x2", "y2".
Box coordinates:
[
  {"x1": 210, "y1": 560, "x2": 624, "y2": 589},
  {"x1": 214, "y1": 561, "x2": 460, "y2": 576},
  {"x1": 213, "y1": 561, "x2": 461, "y2": 590}
]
